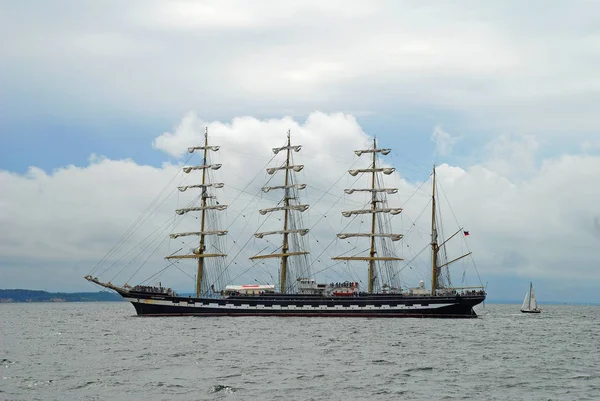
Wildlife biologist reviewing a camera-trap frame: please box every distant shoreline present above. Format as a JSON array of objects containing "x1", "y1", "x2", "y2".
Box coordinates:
[
  {"x1": 0, "y1": 289, "x2": 124, "y2": 303},
  {"x1": 485, "y1": 300, "x2": 600, "y2": 306}
]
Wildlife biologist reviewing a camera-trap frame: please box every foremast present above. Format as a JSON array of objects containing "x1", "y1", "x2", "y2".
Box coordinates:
[
  {"x1": 332, "y1": 138, "x2": 404, "y2": 293},
  {"x1": 250, "y1": 131, "x2": 310, "y2": 293},
  {"x1": 165, "y1": 128, "x2": 228, "y2": 298}
]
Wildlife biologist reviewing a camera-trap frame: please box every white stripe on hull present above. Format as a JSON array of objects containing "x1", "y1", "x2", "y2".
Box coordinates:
[{"x1": 124, "y1": 297, "x2": 455, "y2": 311}]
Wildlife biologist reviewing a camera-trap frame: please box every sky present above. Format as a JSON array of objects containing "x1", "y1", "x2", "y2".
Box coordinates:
[{"x1": 2, "y1": 0, "x2": 600, "y2": 303}]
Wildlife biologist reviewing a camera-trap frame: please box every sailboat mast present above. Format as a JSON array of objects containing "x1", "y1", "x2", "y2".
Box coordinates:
[
  {"x1": 430, "y1": 166, "x2": 438, "y2": 295},
  {"x1": 280, "y1": 131, "x2": 292, "y2": 293},
  {"x1": 368, "y1": 138, "x2": 377, "y2": 293},
  {"x1": 529, "y1": 282, "x2": 532, "y2": 309},
  {"x1": 197, "y1": 128, "x2": 209, "y2": 298}
]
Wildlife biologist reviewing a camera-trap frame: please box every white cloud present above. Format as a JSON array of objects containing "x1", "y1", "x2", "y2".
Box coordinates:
[
  {"x1": 2, "y1": 112, "x2": 600, "y2": 302},
  {"x1": 431, "y1": 125, "x2": 459, "y2": 156},
  {"x1": 484, "y1": 134, "x2": 539, "y2": 178},
  {"x1": 2, "y1": 1, "x2": 600, "y2": 135}
]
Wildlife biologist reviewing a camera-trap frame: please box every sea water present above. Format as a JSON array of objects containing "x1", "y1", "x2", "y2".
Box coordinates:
[{"x1": 1, "y1": 302, "x2": 599, "y2": 400}]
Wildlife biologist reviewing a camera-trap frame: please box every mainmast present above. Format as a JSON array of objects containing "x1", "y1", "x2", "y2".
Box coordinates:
[
  {"x1": 332, "y1": 138, "x2": 404, "y2": 293},
  {"x1": 250, "y1": 130, "x2": 310, "y2": 293},
  {"x1": 369, "y1": 140, "x2": 377, "y2": 293},
  {"x1": 165, "y1": 128, "x2": 228, "y2": 298}
]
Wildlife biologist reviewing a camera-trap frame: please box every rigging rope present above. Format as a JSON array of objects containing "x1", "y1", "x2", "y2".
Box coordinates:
[{"x1": 89, "y1": 152, "x2": 194, "y2": 276}]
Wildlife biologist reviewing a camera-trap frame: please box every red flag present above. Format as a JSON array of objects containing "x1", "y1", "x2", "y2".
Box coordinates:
[{"x1": 463, "y1": 230, "x2": 470, "y2": 236}]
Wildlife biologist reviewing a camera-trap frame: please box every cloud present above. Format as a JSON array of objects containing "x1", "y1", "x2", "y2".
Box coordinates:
[
  {"x1": 2, "y1": 1, "x2": 600, "y2": 135},
  {"x1": 2, "y1": 112, "x2": 600, "y2": 302},
  {"x1": 0, "y1": 112, "x2": 373, "y2": 292},
  {"x1": 484, "y1": 134, "x2": 540, "y2": 178},
  {"x1": 431, "y1": 126, "x2": 459, "y2": 156}
]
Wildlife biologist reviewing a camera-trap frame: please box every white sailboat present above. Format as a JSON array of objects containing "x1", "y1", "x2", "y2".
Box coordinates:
[{"x1": 520, "y1": 282, "x2": 541, "y2": 313}]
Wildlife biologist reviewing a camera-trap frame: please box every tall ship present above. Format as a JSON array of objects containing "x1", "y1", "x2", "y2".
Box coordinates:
[{"x1": 85, "y1": 129, "x2": 486, "y2": 317}]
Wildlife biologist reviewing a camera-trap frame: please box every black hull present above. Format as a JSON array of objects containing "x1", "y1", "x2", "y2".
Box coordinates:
[
  {"x1": 520, "y1": 309, "x2": 541, "y2": 314},
  {"x1": 117, "y1": 291, "x2": 485, "y2": 318}
]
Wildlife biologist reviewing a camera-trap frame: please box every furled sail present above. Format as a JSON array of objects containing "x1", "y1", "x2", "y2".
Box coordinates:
[
  {"x1": 169, "y1": 230, "x2": 228, "y2": 239},
  {"x1": 259, "y1": 205, "x2": 309, "y2": 215},
  {"x1": 341, "y1": 208, "x2": 402, "y2": 217},
  {"x1": 178, "y1": 183, "x2": 224, "y2": 192},
  {"x1": 175, "y1": 205, "x2": 227, "y2": 215},
  {"x1": 272, "y1": 145, "x2": 302, "y2": 154},
  {"x1": 266, "y1": 165, "x2": 304, "y2": 175},
  {"x1": 354, "y1": 148, "x2": 391, "y2": 156},
  {"x1": 262, "y1": 183, "x2": 306, "y2": 192},
  {"x1": 337, "y1": 233, "x2": 403, "y2": 241},
  {"x1": 255, "y1": 229, "x2": 309, "y2": 239},
  {"x1": 344, "y1": 188, "x2": 398, "y2": 194},
  {"x1": 182, "y1": 164, "x2": 222, "y2": 174},
  {"x1": 188, "y1": 145, "x2": 220, "y2": 153},
  {"x1": 348, "y1": 167, "x2": 395, "y2": 176},
  {"x1": 166, "y1": 253, "x2": 227, "y2": 260}
]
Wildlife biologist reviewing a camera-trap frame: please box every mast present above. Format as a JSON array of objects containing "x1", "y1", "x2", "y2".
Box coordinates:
[
  {"x1": 280, "y1": 131, "x2": 292, "y2": 293},
  {"x1": 430, "y1": 166, "x2": 438, "y2": 295},
  {"x1": 250, "y1": 130, "x2": 310, "y2": 293},
  {"x1": 428, "y1": 166, "x2": 473, "y2": 294},
  {"x1": 529, "y1": 282, "x2": 532, "y2": 309},
  {"x1": 332, "y1": 138, "x2": 404, "y2": 294},
  {"x1": 368, "y1": 138, "x2": 377, "y2": 293},
  {"x1": 165, "y1": 128, "x2": 228, "y2": 298},
  {"x1": 197, "y1": 129, "x2": 209, "y2": 298}
]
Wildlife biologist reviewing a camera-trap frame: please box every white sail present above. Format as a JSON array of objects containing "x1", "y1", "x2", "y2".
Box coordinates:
[
  {"x1": 521, "y1": 291, "x2": 530, "y2": 310},
  {"x1": 529, "y1": 285, "x2": 538, "y2": 310}
]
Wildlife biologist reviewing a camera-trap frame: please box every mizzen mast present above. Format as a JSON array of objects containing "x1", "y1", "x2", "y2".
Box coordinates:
[
  {"x1": 430, "y1": 166, "x2": 439, "y2": 295},
  {"x1": 165, "y1": 128, "x2": 228, "y2": 298},
  {"x1": 250, "y1": 130, "x2": 309, "y2": 293},
  {"x1": 429, "y1": 166, "x2": 472, "y2": 295},
  {"x1": 332, "y1": 138, "x2": 404, "y2": 293}
]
